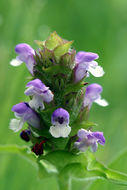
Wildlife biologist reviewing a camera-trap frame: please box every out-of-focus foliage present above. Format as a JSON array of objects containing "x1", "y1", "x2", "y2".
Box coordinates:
[{"x1": 0, "y1": 0, "x2": 127, "y2": 189}]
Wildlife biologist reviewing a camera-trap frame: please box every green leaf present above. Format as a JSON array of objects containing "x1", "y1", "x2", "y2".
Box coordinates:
[
  {"x1": 1, "y1": 146, "x2": 127, "y2": 189},
  {"x1": 38, "y1": 151, "x2": 127, "y2": 188},
  {"x1": 57, "y1": 151, "x2": 127, "y2": 189},
  {"x1": 0, "y1": 144, "x2": 37, "y2": 166},
  {"x1": 86, "y1": 152, "x2": 127, "y2": 185},
  {"x1": 45, "y1": 31, "x2": 63, "y2": 50},
  {"x1": 108, "y1": 148, "x2": 127, "y2": 175},
  {"x1": 54, "y1": 41, "x2": 73, "y2": 62}
]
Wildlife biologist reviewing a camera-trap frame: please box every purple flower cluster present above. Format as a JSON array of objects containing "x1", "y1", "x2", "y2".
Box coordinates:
[
  {"x1": 9, "y1": 41, "x2": 108, "y2": 153},
  {"x1": 10, "y1": 78, "x2": 54, "y2": 132},
  {"x1": 9, "y1": 44, "x2": 54, "y2": 132},
  {"x1": 9, "y1": 43, "x2": 71, "y2": 138}
]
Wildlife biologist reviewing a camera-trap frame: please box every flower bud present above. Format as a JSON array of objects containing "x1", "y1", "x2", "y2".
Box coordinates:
[
  {"x1": 32, "y1": 140, "x2": 46, "y2": 155},
  {"x1": 20, "y1": 130, "x2": 31, "y2": 142}
]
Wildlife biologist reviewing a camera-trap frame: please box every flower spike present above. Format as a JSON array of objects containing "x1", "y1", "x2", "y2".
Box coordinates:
[{"x1": 9, "y1": 32, "x2": 108, "y2": 158}]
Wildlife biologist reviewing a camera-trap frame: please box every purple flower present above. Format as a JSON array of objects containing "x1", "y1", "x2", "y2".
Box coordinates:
[
  {"x1": 10, "y1": 43, "x2": 36, "y2": 75},
  {"x1": 74, "y1": 51, "x2": 104, "y2": 82},
  {"x1": 24, "y1": 79, "x2": 54, "y2": 111},
  {"x1": 83, "y1": 83, "x2": 108, "y2": 109},
  {"x1": 49, "y1": 108, "x2": 71, "y2": 138},
  {"x1": 74, "y1": 129, "x2": 105, "y2": 152},
  {"x1": 9, "y1": 102, "x2": 40, "y2": 132}
]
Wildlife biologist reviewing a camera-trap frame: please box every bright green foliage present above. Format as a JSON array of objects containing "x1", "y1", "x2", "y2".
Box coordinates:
[{"x1": 1, "y1": 145, "x2": 127, "y2": 190}]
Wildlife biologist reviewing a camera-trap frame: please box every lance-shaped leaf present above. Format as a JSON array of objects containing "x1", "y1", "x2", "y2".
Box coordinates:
[
  {"x1": 86, "y1": 151, "x2": 127, "y2": 185},
  {"x1": 75, "y1": 148, "x2": 127, "y2": 190},
  {"x1": 0, "y1": 145, "x2": 37, "y2": 166}
]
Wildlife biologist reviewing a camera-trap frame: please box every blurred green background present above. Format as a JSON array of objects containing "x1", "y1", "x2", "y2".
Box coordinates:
[{"x1": 0, "y1": 0, "x2": 127, "y2": 189}]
